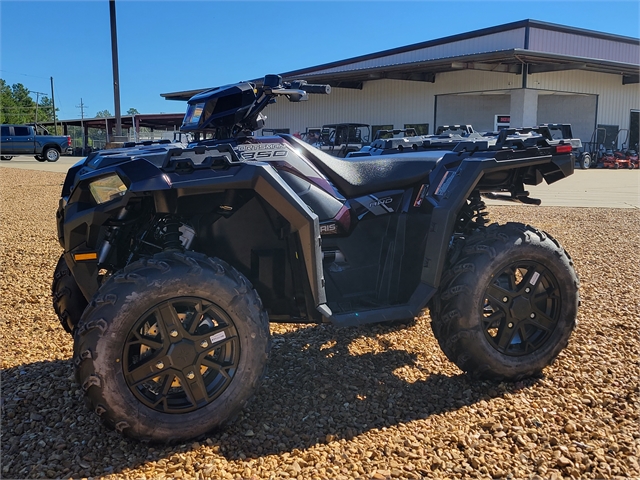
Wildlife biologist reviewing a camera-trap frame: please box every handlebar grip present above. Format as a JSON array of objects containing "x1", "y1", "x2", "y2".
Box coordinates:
[{"x1": 301, "y1": 84, "x2": 331, "y2": 94}]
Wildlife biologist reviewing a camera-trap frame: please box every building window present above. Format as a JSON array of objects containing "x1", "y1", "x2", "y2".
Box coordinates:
[{"x1": 404, "y1": 123, "x2": 429, "y2": 135}]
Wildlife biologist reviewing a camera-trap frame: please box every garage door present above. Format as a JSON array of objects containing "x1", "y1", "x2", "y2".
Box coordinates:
[{"x1": 537, "y1": 93, "x2": 597, "y2": 144}]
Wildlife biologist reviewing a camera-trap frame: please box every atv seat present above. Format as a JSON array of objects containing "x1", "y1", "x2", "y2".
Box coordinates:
[{"x1": 287, "y1": 136, "x2": 444, "y2": 197}]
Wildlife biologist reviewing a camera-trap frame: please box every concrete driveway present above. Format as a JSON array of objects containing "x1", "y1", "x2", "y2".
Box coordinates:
[
  {"x1": 0, "y1": 154, "x2": 85, "y2": 173},
  {"x1": 1, "y1": 154, "x2": 638, "y2": 208}
]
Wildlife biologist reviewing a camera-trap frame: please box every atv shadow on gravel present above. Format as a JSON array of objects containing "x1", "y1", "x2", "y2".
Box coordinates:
[
  {"x1": 207, "y1": 320, "x2": 541, "y2": 460},
  {"x1": 2, "y1": 319, "x2": 542, "y2": 479}
]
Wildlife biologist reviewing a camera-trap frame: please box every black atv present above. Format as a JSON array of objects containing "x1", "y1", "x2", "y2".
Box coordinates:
[{"x1": 53, "y1": 74, "x2": 579, "y2": 442}]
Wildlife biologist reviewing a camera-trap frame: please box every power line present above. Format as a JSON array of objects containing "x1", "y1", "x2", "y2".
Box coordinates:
[{"x1": 0, "y1": 69, "x2": 50, "y2": 80}]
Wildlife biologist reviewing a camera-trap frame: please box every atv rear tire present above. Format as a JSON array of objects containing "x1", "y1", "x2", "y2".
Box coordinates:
[
  {"x1": 1, "y1": 155, "x2": 12, "y2": 161},
  {"x1": 430, "y1": 223, "x2": 578, "y2": 381},
  {"x1": 52, "y1": 254, "x2": 88, "y2": 334},
  {"x1": 74, "y1": 251, "x2": 270, "y2": 442}
]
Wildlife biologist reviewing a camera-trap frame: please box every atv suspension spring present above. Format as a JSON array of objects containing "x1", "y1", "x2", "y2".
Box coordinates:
[
  {"x1": 159, "y1": 216, "x2": 184, "y2": 250},
  {"x1": 457, "y1": 191, "x2": 489, "y2": 235}
]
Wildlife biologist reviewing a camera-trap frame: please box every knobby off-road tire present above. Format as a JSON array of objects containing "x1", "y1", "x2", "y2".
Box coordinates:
[
  {"x1": 52, "y1": 254, "x2": 88, "y2": 334},
  {"x1": 430, "y1": 223, "x2": 578, "y2": 381},
  {"x1": 74, "y1": 251, "x2": 270, "y2": 442}
]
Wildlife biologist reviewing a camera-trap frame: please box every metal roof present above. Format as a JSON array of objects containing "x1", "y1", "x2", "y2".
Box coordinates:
[
  {"x1": 161, "y1": 19, "x2": 639, "y2": 102},
  {"x1": 40, "y1": 113, "x2": 185, "y2": 131}
]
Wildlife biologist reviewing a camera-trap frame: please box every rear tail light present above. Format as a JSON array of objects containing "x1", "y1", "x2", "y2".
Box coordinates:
[
  {"x1": 67, "y1": 136, "x2": 72, "y2": 146},
  {"x1": 554, "y1": 144, "x2": 573, "y2": 154}
]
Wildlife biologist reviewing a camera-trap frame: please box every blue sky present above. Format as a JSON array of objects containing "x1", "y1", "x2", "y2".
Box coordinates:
[{"x1": 1, "y1": 1, "x2": 638, "y2": 120}]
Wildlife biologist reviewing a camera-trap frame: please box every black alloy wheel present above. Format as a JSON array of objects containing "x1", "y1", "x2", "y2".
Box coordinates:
[
  {"x1": 481, "y1": 261, "x2": 560, "y2": 356},
  {"x1": 123, "y1": 296, "x2": 240, "y2": 413}
]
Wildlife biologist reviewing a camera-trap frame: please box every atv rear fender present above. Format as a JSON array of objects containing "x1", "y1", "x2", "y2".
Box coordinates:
[{"x1": 326, "y1": 148, "x2": 572, "y2": 326}]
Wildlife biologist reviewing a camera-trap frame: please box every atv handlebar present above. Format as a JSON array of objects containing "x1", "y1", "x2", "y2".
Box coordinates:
[
  {"x1": 300, "y1": 83, "x2": 331, "y2": 95},
  {"x1": 263, "y1": 79, "x2": 331, "y2": 103}
]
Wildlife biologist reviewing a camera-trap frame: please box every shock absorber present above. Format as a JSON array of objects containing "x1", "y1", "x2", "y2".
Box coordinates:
[
  {"x1": 161, "y1": 216, "x2": 183, "y2": 250},
  {"x1": 456, "y1": 191, "x2": 489, "y2": 236},
  {"x1": 98, "y1": 207, "x2": 129, "y2": 265},
  {"x1": 469, "y1": 191, "x2": 489, "y2": 230}
]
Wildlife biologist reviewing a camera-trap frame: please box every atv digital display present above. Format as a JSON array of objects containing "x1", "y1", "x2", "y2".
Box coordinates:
[{"x1": 183, "y1": 103, "x2": 205, "y2": 127}]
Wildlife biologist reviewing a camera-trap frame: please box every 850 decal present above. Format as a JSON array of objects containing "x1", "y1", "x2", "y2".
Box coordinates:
[{"x1": 239, "y1": 150, "x2": 288, "y2": 160}]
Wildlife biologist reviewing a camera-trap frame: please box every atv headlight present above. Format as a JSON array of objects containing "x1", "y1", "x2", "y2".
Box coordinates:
[{"x1": 88, "y1": 174, "x2": 127, "y2": 204}]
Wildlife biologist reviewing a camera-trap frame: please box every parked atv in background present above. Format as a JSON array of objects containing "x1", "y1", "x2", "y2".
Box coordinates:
[
  {"x1": 53, "y1": 74, "x2": 579, "y2": 443},
  {"x1": 348, "y1": 124, "x2": 485, "y2": 157},
  {"x1": 312, "y1": 122, "x2": 371, "y2": 157}
]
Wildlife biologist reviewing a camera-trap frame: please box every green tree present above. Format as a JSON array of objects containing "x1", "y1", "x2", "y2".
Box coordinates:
[
  {"x1": 95, "y1": 110, "x2": 112, "y2": 118},
  {"x1": 35, "y1": 96, "x2": 55, "y2": 123},
  {"x1": 0, "y1": 79, "x2": 58, "y2": 125},
  {"x1": 0, "y1": 79, "x2": 16, "y2": 124},
  {"x1": 1, "y1": 79, "x2": 36, "y2": 124},
  {"x1": 127, "y1": 107, "x2": 140, "y2": 115}
]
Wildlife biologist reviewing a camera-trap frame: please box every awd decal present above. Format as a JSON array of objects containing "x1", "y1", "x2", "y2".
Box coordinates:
[{"x1": 369, "y1": 197, "x2": 392, "y2": 208}]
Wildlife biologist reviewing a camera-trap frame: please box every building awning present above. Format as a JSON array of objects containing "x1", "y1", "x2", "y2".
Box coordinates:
[
  {"x1": 40, "y1": 113, "x2": 185, "y2": 131},
  {"x1": 161, "y1": 48, "x2": 639, "y2": 102},
  {"x1": 161, "y1": 19, "x2": 639, "y2": 102}
]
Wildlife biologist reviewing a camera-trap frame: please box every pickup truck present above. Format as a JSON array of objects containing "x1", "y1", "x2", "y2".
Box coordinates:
[{"x1": 0, "y1": 124, "x2": 72, "y2": 162}]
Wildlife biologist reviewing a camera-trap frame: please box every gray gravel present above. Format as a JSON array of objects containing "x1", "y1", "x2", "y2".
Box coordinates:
[{"x1": 1, "y1": 168, "x2": 639, "y2": 480}]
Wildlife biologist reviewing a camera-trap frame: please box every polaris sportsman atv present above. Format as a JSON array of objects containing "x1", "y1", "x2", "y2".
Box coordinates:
[{"x1": 53, "y1": 74, "x2": 579, "y2": 442}]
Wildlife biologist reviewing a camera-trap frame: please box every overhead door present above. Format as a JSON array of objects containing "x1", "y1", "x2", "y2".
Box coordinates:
[{"x1": 537, "y1": 94, "x2": 597, "y2": 144}]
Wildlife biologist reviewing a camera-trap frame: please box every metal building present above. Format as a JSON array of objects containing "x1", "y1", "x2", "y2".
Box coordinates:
[{"x1": 163, "y1": 19, "x2": 640, "y2": 148}]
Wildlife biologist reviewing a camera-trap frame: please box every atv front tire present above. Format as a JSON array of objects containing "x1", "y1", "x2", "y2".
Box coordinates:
[
  {"x1": 52, "y1": 254, "x2": 88, "y2": 334},
  {"x1": 74, "y1": 251, "x2": 270, "y2": 442},
  {"x1": 430, "y1": 223, "x2": 578, "y2": 381}
]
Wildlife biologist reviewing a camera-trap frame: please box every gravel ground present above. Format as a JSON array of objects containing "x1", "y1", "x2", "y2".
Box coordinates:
[{"x1": 1, "y1": 168, "x2": 638, "y2": 480}]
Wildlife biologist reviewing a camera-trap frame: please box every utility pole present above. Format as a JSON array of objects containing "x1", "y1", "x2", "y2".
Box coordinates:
[
  {"x1": 109, "y1": 0, "x2": 122, "y2": 137},
  {"x1": 76, "y1": 98, "x2": 87, "y2": 120},
  {"x1": 32, "y1": 91, "x2": 47, "y2": 125},
  {"x1": 77, "y1": 98, "x2": 87, "y2": 153},
  {"x1": 50, "y1": 77, "x2": 57, "y2": 133}
]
